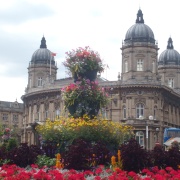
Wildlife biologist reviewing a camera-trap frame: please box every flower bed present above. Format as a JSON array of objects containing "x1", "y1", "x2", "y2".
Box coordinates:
[{"x1": 0, "y1": 164, "x2": 180, "y2": 180}]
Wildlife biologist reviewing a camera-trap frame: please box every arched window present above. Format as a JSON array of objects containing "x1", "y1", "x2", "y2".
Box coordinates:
[
  {"x1": 136, "y1": 103, "x2": 144, "y2": 118},
  {"x1": 123, "y1": 106, "x2": 126, "y2": 119},
  {"x1": 137, "y1": 59, "x2": 143, "y2": 71},
  {"x1": 154, "y1": 106, "x2": 157, "y2": 120},
  {"x1": 125, "y1": 61, "x2": 128, "y2": 72},
  {"x1": 38, "y1": 77, "x2": 43, "y2": 87},
  {"x1": 101, "y1": 108, "x2": 107, "y2": 119},
  {"x1": 135, "y1": 131, "x2": 144, "y2": 147}
]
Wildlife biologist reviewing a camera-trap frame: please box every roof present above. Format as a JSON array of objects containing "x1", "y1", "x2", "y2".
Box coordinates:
[
  {"x1": 124, "y1": 9, "x2": 155, "y2": 44},
  {"x1": 158, "y1": 37, "x2": 180, "y2": 66},
  {"x1": 31, "y1": 36, "x2": 55, "y2": 65},
  {"x1": 0, "y1": 100, "x2": 23, "y2": 112}
]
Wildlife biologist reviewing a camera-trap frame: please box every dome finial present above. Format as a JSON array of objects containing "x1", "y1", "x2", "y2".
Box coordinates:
[
  {"x1": 136, "y1": 9, "x2": 144, "y2": 23},
  {"x1": 167, "y1": 37, "x2": 174, "y2": 49},
  {"x1": 40, "y1": 36, "x2": 47, "y2": 48}
]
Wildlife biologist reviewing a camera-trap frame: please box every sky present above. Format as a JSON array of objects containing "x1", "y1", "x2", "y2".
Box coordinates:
[{"x1": 1, "y1": 0, "x2": 180, "y2": 103}]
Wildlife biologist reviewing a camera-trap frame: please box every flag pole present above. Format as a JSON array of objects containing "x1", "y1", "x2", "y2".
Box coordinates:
[{"x1": 50, "y1": 57, "x2": 51, "y2": 76}]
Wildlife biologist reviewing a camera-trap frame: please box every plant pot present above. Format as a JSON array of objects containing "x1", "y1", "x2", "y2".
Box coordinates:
[
  {"x1": 67, "y1": 102, "x2": 100, "y2": 119},
  {"x1": 73, "y1": 70, "x2": 97, "y2": 82}
]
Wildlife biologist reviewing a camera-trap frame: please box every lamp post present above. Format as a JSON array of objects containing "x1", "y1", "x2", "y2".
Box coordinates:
[
  {"x1": 155, "y1": 128, "x2": 160, "y2": 144},
  {"x1": 110, "y1": 88, "x2": 113, "y2": 120},
  {"x1": 147, "y1": 115, "x2": 153, "y2": 150},
  {"x1": 140, "y1": 115, "x2": 153, "y2": 150}
]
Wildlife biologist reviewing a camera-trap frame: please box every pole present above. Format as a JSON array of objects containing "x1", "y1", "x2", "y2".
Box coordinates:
[
  {"x1": 146, "y1": 123, "x2": 148, "y2": 150},
  {"x1": 110, "y1": 88, "x2": 113, "y2": 120},
  {"x1": 50, "y1": 58, "x2": 52, "y2": 76}
]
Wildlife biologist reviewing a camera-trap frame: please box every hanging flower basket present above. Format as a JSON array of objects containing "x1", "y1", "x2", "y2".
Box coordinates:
[
  {"x1": 63, "y1": 46, "x2": 105, "y2": 78},
  {"x1": 73, "y1": 69, "x2": 98, "y2": 82},
  {"x1": 67, "y1": 101, "x2": 100, "y2": 119},
  {"x1": 61, "y1": 79, "x2": 109, "y2": 119}
]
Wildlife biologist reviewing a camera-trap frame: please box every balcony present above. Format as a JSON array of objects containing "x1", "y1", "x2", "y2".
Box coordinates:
[{"x1": 123, "y1": 118, "x2": 160, "y2": 126}]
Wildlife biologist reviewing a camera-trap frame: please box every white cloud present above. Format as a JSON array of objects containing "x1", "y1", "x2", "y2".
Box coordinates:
[{"x1": 1, "y1": 0, "x2": 180, "y2": 102}]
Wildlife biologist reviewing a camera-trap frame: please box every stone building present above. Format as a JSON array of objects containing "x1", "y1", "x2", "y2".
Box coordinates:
[
  {"x1": 1, "y1": 9, "x2": 180, "y2": 149},
  {"x1": 0, "y1": 100, "x2": 24, "y2": 142}
]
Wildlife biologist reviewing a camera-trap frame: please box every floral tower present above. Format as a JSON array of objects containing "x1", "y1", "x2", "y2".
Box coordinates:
[{"x1": 62, "y1": 46, "x2": 109, "y2": 118}]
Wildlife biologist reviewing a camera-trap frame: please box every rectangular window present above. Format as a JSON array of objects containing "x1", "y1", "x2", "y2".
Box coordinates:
[
  {"x1": 168, "y1": 78, "x2": 174, "y2": 88},
  {"x1": 13, "y1": 114, "x2": 18, "y2": 123},
  {"x1": 29, "y1": 78, "x2": 32, "y2": 88},
  {"x1": 125, "y1": 61, "x2": 128, "y2": 72},
  {"x1": 2, "y1": 124, "x2": 6, "y2": 128},
  {"x1": 137, "y1": 59, "x2": 143, "y2": 71},
  {"x1": 136, "y1": 104, "x2": 144, "y2": 118},
  {"x1": 38, "y1": 77, "x2": 43, "y2": 87},
  {"x1": 2, "y1": 114, "x2": 8, "y2": 121},
  {"x1": 56, "y1": 109, "x2": 60, "y2": 116},
  {"x1": 101, "y1": 108, "x2": 107, "y2": 119},
  {"x1": 45, "y1": 111, "x2": 48, "y2": 119},
  {"x1": 38, "y1": 112, "x2": 41, "y2": 121},
  {"x1": 123, "y1": 107, "x2": 126, "y2": 119},
  {"x1": 154, "y1": 109, "x2": 156, "y2": 120}
]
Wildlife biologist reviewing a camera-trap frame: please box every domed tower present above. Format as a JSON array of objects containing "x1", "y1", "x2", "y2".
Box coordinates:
[
  {"x1": 158, "y1": 37, "x2": 180, "y2": 89},
  {"x1": 27, "y1": 36, "x2": 58, "y2": 90},
  {"x1": 121, "y1": 9, "x2": 159, "y2": 83}
]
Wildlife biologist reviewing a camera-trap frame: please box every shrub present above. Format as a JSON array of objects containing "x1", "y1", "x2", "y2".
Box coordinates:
[
  {"x1": 165, "y1": 144, "x2": 180, "y2": 169},
  {"x1": 36, "y1": 117, "x2": 133, "y2": 153},
  {"x1": 151, "y1": 144, "x2": 167, "y2": 168},
  {"x1": 7, "y1": 143, "x2": 43, "y2": 167},
  {"x1": 6, "y1": 138, "x2": 18, "y2": 151},
  {"x1": 63, "y1": 138, "x2": 111, "y2": 170},
  {"x1": 120, "y1": 138, "x2": 149, "y2": 173},
  {"x1": 35, "y1": 155, "x2": 56, "y2": 168}
]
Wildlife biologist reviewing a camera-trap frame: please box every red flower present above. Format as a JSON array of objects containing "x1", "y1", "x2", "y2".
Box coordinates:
[{"x1": 128, "y1": 171, "x2": 137, "y2": 177}]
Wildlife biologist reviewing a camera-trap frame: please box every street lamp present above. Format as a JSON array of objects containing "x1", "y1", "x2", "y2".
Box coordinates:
[
  {"x1": 139, "y1": 115, "x2": 153, "y2": 150},
  {"x1": 155, "y1": 128, "x2": 160, "y2": 144},
  {"x1": 110, "y1": 88, "x2": 113, "y2": 120},
  {"x1": 147, "y1": 115, "x2": 154, "y2": 150}
]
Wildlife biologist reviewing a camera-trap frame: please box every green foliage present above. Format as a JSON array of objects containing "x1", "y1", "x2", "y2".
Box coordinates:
[
  {"x1": 0, "y1": 158, "x2": 10, "y2": 166},
  {"x1": 35, "y1": 155, "x2": 56, "y2": 168},
  {"x1": 6, "y1": 138, "x2": 18, "y2": 151},
  {"x1": 61, "y1": 80, "x2": 110, "y2": 117},
  {"x1": 37, "y1": 118, "x2": 134, "y2": 153}
]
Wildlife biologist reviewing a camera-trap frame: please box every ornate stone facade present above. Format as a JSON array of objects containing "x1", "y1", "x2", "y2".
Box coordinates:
[
  {"x1": 2, "y1": 9, "x2": 180, "y2": 150},
  {"x1": 0, "y1": 100, "x2": 24, "y2": 143}
]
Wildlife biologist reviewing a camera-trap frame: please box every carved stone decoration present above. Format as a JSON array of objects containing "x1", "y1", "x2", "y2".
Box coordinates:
[
  {"x1": 154, "y1": 97, "x2": 158, "y2": 104},
  {"x1": 135, "y1": 54, "x2": 145, "y2": 57},
  {"x1": 134, "y1": 98, "x2": 146, "y2": 105},
  {"x1": 123, "y1": 97, "x2": 126, "y2": 103}
]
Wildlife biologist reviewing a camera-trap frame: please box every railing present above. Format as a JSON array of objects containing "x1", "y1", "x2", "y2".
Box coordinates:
[{"x1": 125, "y1": 119, "x2": 160, "y2": 126}]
